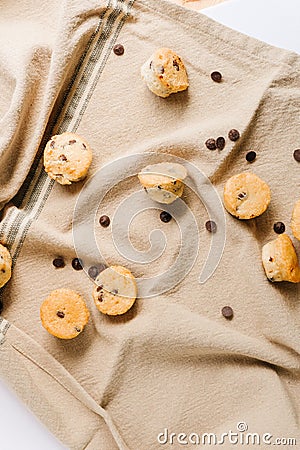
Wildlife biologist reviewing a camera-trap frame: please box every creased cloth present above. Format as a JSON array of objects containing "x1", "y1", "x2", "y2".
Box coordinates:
[{"x1": 0, "y1": 0, "x2": 300, "y2": 449}]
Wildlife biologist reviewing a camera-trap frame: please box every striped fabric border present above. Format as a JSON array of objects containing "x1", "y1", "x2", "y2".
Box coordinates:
[
  {"x1": 0, "y1": 318, "x2": 10, "y2": 345},
  {"x1": 0, "y1": 0, "x2": 134, "y2": 269}
]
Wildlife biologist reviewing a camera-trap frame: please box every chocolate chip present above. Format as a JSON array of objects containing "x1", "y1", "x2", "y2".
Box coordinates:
[
  {"x1": 228, "y1": 129, "x2": 240, "y2": 141},
  {"x1": 112, "y1": 289, "x2": 119, "y2": 295},
  {"x1": 0, "y1": 299, "x2": 3, "y2": 314},
  {"x1": 238, "y1": 192, "x2": 247, "y2": 200},
  {"x1": 75, "y1": 326, "x2": 81, "y2": 333},
  {"x1": 88, "y1": 266, "x2": 99, "y2": 280},
  {"x1": 113, "y1": 44, "x2": 124, "y2": 56},
  {"x1": 98, "y1": 295, "x2": 104, "y2": 302},
  {"x1": 82, "y1": 143, "x2": 87, "y2": 149},
  {"x1": 72, "y1": 258, "x2": 83, "y2": 271},
  {"x1": 52, "y1": 258, "x2": 65, "y2": 268},
  {"x1": 205, "y1": 138, "x2": 217, "y2": 150},
  {"x1": 98, "y1": 264, "x2": 107, "y2": 274},
  {"x1": 205, "y1": 220, "x2": 217, "y2": 233},
  {"x1": 59, "y1": 154, "x2": 67, "y2": 161},
  {"x1": 69, "y1": 140, "x2": 76, "y2": 145},
  {"x1": 96, "y1": 284, "x2": 103, "y2": 292},
  {"x1": 150, "y1": 61, "x2": 153, "y2": 69},
  {"x1": 216, "y1": 137, "x2": 225, "y2": 150},
  {"x1": 1, "y1": 269, "x2": 5, "y2": 273},
  {"x1": 221, "y1": 306, "x2": 234, "y2": 320},
  {"x1": 173, "y1": 60, "x2": 180, "y2": 71},
  {"x1": 158, "y1": 66, "x2": 164, "y2": 74},
  {"x1": 273, "y1": 222, "x2": 285, "y2": 234},
  {"x1": 50, "y1": 140, "x2": 55, "y2": 148},
  {"x1": 293, "y1": 149, "x2": 300, "y2": 162},
  {"x1": 57, "y1": 311, "x2": 65, "y2": 318},
  {"x1": 246, "y1": 151, "x2": 256, "y2": 162},
  {"x1": 269, "y1": 257, "x2": 273, "y2": 262},
  {"x1": 211, "y1": 71, "x2": 222, "y2": 83},
  {"x1": 99, "y1": 215, "x2": 110, "y2": 228},
  {"x1": 160, "y1": 211, "x2": 172, "y2": 223}
]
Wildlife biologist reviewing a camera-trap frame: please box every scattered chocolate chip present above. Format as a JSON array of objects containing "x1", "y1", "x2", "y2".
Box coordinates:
[
  {"x1": 205, "y1": 138, "x2": 217, "y2": 150},
  {"x1": 149, "y1": 60, "x2": 153, "y2": 69},
  {"x1": 1, "y1": 269, "x2": 5, "y2": 273},
  {"x1": 82, "y1": 143, "x2": 87, "y2": 149},
  {"x1": 96, "y1": 285, "x2": 103, "y2": 292},
  {"x1": 269, "y1": 257, "x2": 273, "y2": 262},
  {"x1": 98, "y1": 295, "x2": 104, "y2": 302},
  {"x1": 221, "y1": 306, "x2": 234, "y2": 320},
  {"x1": 98, "y1": 264, "x2": 107, "y2": 274},
  {"x1": 246, "y1": 151, "x2": 256, "y2": 162},
  {"x1": 57, "y1": 311, "x2": 65, "y2": 319},
  {"x1": 88, "y1": 266, "x2": 99, "y2": 280},
  {"x1": 69, "y1": 140, "x2": 76, "y2": 145},
  {"x1": 112, "y1": 289, "x2": 119, "y2": 295},
  {"x1": 293, "y1": 149, "x2": 300, "y2": 162},
  {"x1": 173, "y1": 60, "x2": 180, "y2": 71},
  {"x1": 0, "y1": 299, "x2": 3, "y2": 314},
  {"x1": 211, "y1": 71, "x2": 222, "y2": 83},
  {"x1": 75, "y1": 326, "x2": 81, "y2": 333},
  {"x1": 113, "y1": 44, "x2": 124, "y2": 56},
  {"x1": 72, "y1": 258, "x2": 83, "y2": 271},
  {"x1": 99, "y1": 215, "x2": 110, "y2": 228},
  {"x1": 216, "y1": 137, "x2": 225, "y2": 150},
  {"x1": 158, "y1": 66, "x2": 164, "y2": 74},
  {"x1": 160, "y1": 211, "x2": 172, "y2": 223},
  {"x1": 52, "y1": 258, "x2": 65, "y2": 268},
  {"x1": 157, "y1": 185, "x2": 162, "y2": 190},
  {"x1": 238, "y1": 192, "x2": 247, "y2": 200},
  {"x1": 228, "y1": 129, "x2": 240, "y2": 141},
  {"x1": 59, "y1": 154, "x2": 67, "y2": 161},
  {"x1": 273, "y1": 222, "x2": 285, "y2": 234},
  {"x1": 205, "y1": 220, "x2": 217, "y2": 233},
  {"x1": 50, "y1": 140, "x2": 55, "y2": 148}
]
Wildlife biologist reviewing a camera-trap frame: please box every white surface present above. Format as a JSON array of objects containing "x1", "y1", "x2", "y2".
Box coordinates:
[
  {"x1": 203, "y1": 0, "x2": 300, "y2": 54},
  {"x1": 0, "y1": 379, "x2": 66, "y2": 449},
  {"x1": 1, "y1": 1, "x2": 299, "y2": 449}
]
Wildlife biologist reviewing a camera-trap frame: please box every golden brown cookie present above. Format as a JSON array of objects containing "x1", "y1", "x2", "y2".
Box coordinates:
[
  {"x1": 291, "y1": 199, "x2": 300, "y2": 241},
  {"x1": 43, "y1": 132, "x2": 92, "y2": 185},
  {"x1": 223, "y1": 172, "x2": 271, "y2": 219},
  {"x1": 40, "y1": 289, "x2": 90, "y2": 339},
  {"x1": 262, "y1": 234, "x2": 300, "y2": 283},
  {"x1": 93, "y1": 265, "x2": 137, "y2": 316},
  {"x1": 138, "y1": 162, "x2": 187, "y2": 204},
  {"x1": 141, "y1": 48, "x2": 189, "y2": 98},
  {"x1": 0, "y1": 243, "x2": 12, "y2": 288}
]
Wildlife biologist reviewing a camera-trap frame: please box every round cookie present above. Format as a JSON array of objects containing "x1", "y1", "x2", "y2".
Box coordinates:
[
  {"x1": 262, "y1": 234, "x2": 300, "y2": 283},
  {"x1": 138, "y1": 162, "x2": 187, "y2": 204},
  {"x1": 43, "y1": 132, "x2": 92, "y2": 185},
  {"x1": 40, "y1": 289, "x2": 90, "y2": 339},
  {"x1": 223, "y1": 172, "x2": 271, "y2": 219},
  {"x1": 0, "y1": 244, "x2": 12, "y2": 288},
  {"x1": 93, "y1": 265, "x2": 137, "y2": 316},
  {"x1": 141, "y1": 48, "x2": 189, "y2": 98},
  {"x1": 291, "y1": 199, "x2": 300, "y2": 241}
]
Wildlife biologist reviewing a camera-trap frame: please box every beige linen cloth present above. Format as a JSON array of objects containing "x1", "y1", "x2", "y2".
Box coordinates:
[{"x1": 0, "y1": 0, "x2": 300, "y2": 449}]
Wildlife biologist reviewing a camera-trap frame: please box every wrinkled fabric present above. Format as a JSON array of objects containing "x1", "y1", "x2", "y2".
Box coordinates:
[{"x1": 0, "y1": 0, "x2": 299, "y2": 449}]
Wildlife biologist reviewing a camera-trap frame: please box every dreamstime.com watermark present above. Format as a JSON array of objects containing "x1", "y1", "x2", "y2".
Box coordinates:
[
  {"x1": 73, "y1": 153, "x2": 226, "y2": 296},
  {"x1": 157, "y1": 423, "x2": 297, "y2": 446}
]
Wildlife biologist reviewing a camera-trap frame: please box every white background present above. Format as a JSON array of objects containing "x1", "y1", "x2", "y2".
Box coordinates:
[{"x1": 0, "y1": 0, "x2": 299, "y2": 448}]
